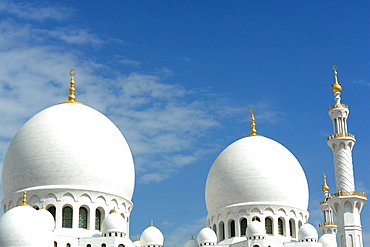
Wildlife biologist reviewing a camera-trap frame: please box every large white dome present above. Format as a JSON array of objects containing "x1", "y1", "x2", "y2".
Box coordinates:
[
  {"x1": 205, "y1": 135, "x2": 309, "y2": 213},
  {"x1": 2, "y1": 103, "x2": 135, "y2": 200}
]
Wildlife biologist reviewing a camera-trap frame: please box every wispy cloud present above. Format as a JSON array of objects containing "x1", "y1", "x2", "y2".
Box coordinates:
[
  {"x1": 119, "y1": 58, "x2": 142, "y2": 67},
  {"x1": 0, "y1": 1, "x2": 71, "y2": 22},
  {"x1": 352, "y1": 79, "x2": 370, "y2": 87},
  {"x1": 162, "y1": 217, "x2": 206, "y2": 247}
]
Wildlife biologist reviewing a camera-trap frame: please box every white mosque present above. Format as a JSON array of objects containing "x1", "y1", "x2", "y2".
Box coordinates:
[{"x1": 0, "y1": 67, "x2": 367, "y2": 247}]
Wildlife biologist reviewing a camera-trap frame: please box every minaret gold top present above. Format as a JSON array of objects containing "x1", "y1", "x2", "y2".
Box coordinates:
[
  {"x1": 247, "y1": 108, "x2": 259, "y2": 137},
  {"x1": 60, "y1": 69, "x2": 83, "y2": 104},
  {"x1": 16, "y1": 190, "x2": 32, "y2": 207},
  {"x1": 332, "y1": 66, "x2": 342, "y2": 93},
  {"x1": 322, "y1": 173, "x2": 330, "y2": 192}
]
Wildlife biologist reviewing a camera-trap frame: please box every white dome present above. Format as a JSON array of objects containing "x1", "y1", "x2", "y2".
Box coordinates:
[
  {"x1": 205, "y1": 136, "x2": 309, "y2": 213},
  {"x1": 197, "y1": 227, "x2": 217, "y2": 245},
  {"x1": 319, "y1": 234, "x2": 337, "y2": 247},
  {"x1": 102, "y1": 212, "x2": 126, "y2": 233},
  {"x1": 134, "y1": 239, "x2": 141, "y2": 247},
  {"x1": 298, "y1": 223, "x2": 318, "y2": 241},
  {"x1": 36, "y1": 208, "x2": 55, "y2": 231},
  {"x1": 2, "y1": 103, "x2": 135, "y2": 200},
  {"x1": 0, "y1": 205, "x2": 53, "y2": 246},
  {"x1": 184, "y1": 237, "x2": 198, "y2": 247},
  {"x1": 246, "y1": 220, "x2": 265, "y2": 237},
  {"x1": 140, "y1": 225, "x2": 164, "y2": 247}
]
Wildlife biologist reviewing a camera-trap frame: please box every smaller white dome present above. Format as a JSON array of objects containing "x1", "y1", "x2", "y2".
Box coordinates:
[
  {"x1": 0, "y1": 205, "x2": 53, "y2": 247},
  {"x1": 134, "y1": 239, "x2": 141, "y2": 247},
  {"x1": 102, "y1": 212, "x2": 126, "y2": 233},
  {"x1": 246, "y1": 220, "x2": 265, "y2": 237},
  {"x1": 37, "y1": 208, "x2": 55, "y2": 231},
  {"x1": 140, "y1": 225, "x2": 164, "y2": 247},
  {"x1": 298, "y1": 223, "x2": 318, "y2": 242},
  {"x1": 319, "y1": 234, "x2": 337, "y2": 247},
  {"x1": 197, "y1": 227, "x2": 217, "y2": 245},
  {"x1": 184, "y1": 237, "x2": 198, "y2": 247}
]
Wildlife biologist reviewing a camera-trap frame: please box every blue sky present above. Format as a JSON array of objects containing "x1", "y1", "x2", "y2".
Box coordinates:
[{"x1": 0, "y1": 0, "x2": 369, "y2": 246}]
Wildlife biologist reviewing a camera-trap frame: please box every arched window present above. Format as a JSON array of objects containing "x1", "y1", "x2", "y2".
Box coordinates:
[
  {"x1": 229, "y1": 220, "x2": 235, "y2": 238},
  {"x1": 219, "y1": 221, "x2": 225, "y2": 241},
  {"x1": 289, "y1": 219, "x2": 296, "y2": 237},
  {"x1": 118, "y1": 245, "x2": 125, "y2": 247},
  {"x1": 265, "y1": 217, "x2": 273, "y2": 234},
  {"x1": 278, "y1": 218, "x2": 284, "y2": 235},
  {"x1": 48, "y1": 206, "x2": 56, "y2": 220},
  {"x1": 96, "y1": 209, "x2": 102, "y2": 230},
  {"x1": 87, "y1": 245, "x2": 91, "y2": 247},
  {"x1": 79, "y1": 207, "x2": 88, "y2": 229},
  {"x1": 102, "y1": 244, "x2": 106, "y2": 247},
  {"x1": 66, "y1": 244, "x2": 71, "y2": 247},
  {"x1": 62, "y1": 206, "x2": 73, "y2": 228},
  {"x1": 240, "y1": 218, "x2": 247, "y2": 236},
  {"x1": 54, "y1": 241, "x2": 57, "y2": 247},
  {"x1": 213, "y1": 224, "x2": 217, "y2": 235}
]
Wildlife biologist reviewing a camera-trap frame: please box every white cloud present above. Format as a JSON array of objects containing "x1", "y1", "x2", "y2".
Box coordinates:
[
  {"x1": 0, "y1": 1, "x2": 71, "y2": 22},
  {"x1": 163, "y1": 217, "x2": 206, "y2": 247},
  {"x1": 352, "y1": 79, "x2": 370, "y2": 87},
  {"x1": 119, "y1": 58, "x2": 142, "y2": 67},
  {"x1": 41, "y1": 28, "x2": 105, "y2": 46}
]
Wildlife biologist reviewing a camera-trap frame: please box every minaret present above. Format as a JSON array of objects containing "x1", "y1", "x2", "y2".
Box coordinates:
[
  {"x1": 319, "y1": 174, "x2": 337, "y2": 235},
  {"x1": 326, "y1": 66, "x2": 367, "y2": 247}
]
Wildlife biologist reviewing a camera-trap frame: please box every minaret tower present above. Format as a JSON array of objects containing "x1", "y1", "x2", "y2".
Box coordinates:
[
  {"x1": 319, "y1": 174, "x2": 337, "y2": 235},
  {"x1": 326, "y1": 66, "x2": 367, "y2": 247}
]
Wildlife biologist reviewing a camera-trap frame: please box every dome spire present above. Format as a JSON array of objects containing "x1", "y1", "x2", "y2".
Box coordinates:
[
  {"x1": 247, "y1": 108, "x2": 261, "y2": 137},
  {"x1": 331, "y1": 66, "x2": 342, "y2": 93},
  {"x1": 60, "y1": 69, "x2": 83, "y2": 104},
  {"x1": 16, "y1": 190, "x2": 32, "y2": 207},
  {"x1": 322, "y1": 172, "x2": 329, "y2": 192}
]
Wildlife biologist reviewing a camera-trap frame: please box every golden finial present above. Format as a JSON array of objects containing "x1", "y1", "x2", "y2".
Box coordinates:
[
  {"x1": 60, "y1": 69, "x2": 83, "y2": 105},
  {"x1": 252, "y1": 216, "x2": 259, "y2": 222},
  {"x1": 322, "y1": 172, "x2": 330, "y2": 192},
  {"x1": 332, "y1": 66, "x2": 342, "y2": 93},
  {"x1": 41, "y1": 202, "x2": 45, "y2": 209},
  {"x1": 110, "y1": 207, "x2": 118, "y2": 214},
  {"x1": 247, "y1": 108, "x2": 260, "y2": 137},
  {"x1": 16, "y1": 190, "x2": 32, "y2": 207},
  {"x1": 150, "y1": 220, "x2": 154, "y2": 227}
]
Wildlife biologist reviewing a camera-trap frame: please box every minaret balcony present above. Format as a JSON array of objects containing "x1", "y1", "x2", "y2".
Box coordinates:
[
  {"x1": 332, "y1": 191, "x2": 366, "y2": 198},
  {"x1": 319, "y1": 222, "x2": 337, "y2": 227},
  {"x1": 327, "y1": 132, "x2": 354, "y2": 140},
  {"x1": 328, "y1": 103, "x2": 348, "y2": 110}
]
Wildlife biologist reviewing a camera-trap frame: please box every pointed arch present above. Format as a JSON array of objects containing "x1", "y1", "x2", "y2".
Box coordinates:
[
  {"x1": 240, "y1": 218, "x2": 247, "y2": 236},
  {"x1": 278, "y1": 218, "x2": 284, "y2": 236},
  {"x1": 229, "y1": 219, "x2": 235, "y2": 238}
]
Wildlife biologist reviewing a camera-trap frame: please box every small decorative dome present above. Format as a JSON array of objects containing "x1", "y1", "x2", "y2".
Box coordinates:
[
  {"x1": 184, "y1": 237, "x2": 198, "y2": 247},
  {"x1": 246, "y1": 220, "x2": 265, "y2": 237},
  {"x1": 206, "y1": 136, "x2": 309, "y2": 213},
  {"x1": 140, "y1": 225, "x2": 164, "y2": 247},
  {"x1": 0, "y1": 205, "x2": 53, "y2": 246},
  {"x1": 2, "y1": 103, "x2": 135, "y2": 201},
  {"x1": 319, "y1": 234, "x2": 337, "y2": 247},
  {"x1": 298, "y1": 223, "x2": 318, "y2": 242},
  {"x1": 102, "y1": 211, "x2": 126, "y2": 234},
  {"x1": 134, "y1": 239, "x2": 141, "y2": 247},
  {"x1": 197, "y1": 227, "x2": 217, "y2": 245}
]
